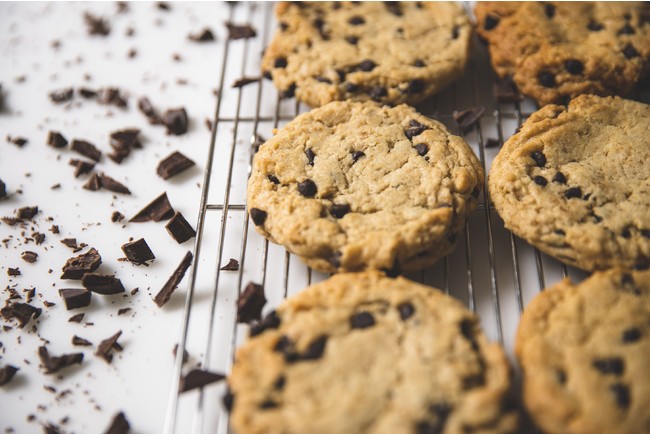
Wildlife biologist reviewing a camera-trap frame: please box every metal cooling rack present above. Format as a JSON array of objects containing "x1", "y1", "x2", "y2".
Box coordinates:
[{"x1": 161, "y1": 3, "x2": 650, "y2": 433}]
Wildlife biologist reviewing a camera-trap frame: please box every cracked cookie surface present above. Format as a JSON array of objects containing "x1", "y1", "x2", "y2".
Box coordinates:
[
  {"x1": 262, "y1": 1, "x2": 471, "y2": 107},
  {"x1": 247, "y1": 101, "x2": 483, "y2": 274},
  {"x1": 516, "y1": 269, "x2": 650, "y2": 434},
  {"x1": 475, "y1": 2, "x2": 650, "y2": 105},
  {"x1": 489, "y1": 95, "x2": 650, "y2": 271},
  {"x1": 228, "y1": 271, "x2": 518, "y2": 434}
]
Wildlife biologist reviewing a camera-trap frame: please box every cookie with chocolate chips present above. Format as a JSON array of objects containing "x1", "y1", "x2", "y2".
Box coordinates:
[
  {"x1": 489, "y1": 95, "x2": 650, "y2": 271},
  {"x1": 228, "y1": 271, "x2": 519, "y2": 434},
  {"x1": 247, "y1": 101, "x2": 483, "y2": 273},
  {"x1": 261, "y1": 1, "x2": 471, "y2": 107},
  {"x1": 516, "y1": 269, "x2": 650, "y2": 434},
  {"x1": 475, "y1": 2, "x2": 650, "y2": 105}
]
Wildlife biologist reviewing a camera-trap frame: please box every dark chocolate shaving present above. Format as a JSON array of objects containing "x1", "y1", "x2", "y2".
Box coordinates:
[
  {"x1": 61, "y1": 247, "x2": 102, "y2": 279},
  {"x1": 180, "y1": 369, "x2": 225, "y2": 392},
  {"x1": 8, "y1": 136, "x2": 28, "y2": 147},
  {"x1": 68, "y1": 313, "x2": 85, "y2": 323},
  {"x1": 237, "y1": 282, "x2": 266, "y2": 323},
  {"x1": 69, "y1": 159, "x2": 96, "y2": 178},
  {"x1": 82, "y1": 273, "x2": 126, "y2": 295},
  {"x1": 38, "y1": 346, "x2": 83, "y2": 374},
  {"x1": 121, "y1": 238, "x2": 155, "y2": 265},
  {"x1": 111, "y1": 211, "x2": 124, "y2": 223},
  {"x1": 72, "y1": 335, "x2": 92, "y2": 346},
  {"x1": 71, "y1": 139, "x2": 101, "y2": 161},
  {"x1": 138, "y1": 97, "x2": 161, "y2": 124},
  {"x1": 157, "y1": 151, "x2": 195, "y2": 180},
  {"x1": 153, "y1": 251, "x2": 193, "y2": 307},
  {"x1": 129, "y1": 192, "x2": 175, "y2": 222},
  {"x1": 95, "y1": 331, "x2": 123, "y2": 363},
  {"x1": 232, "y1": 76, "x2": 261, "y2": 88},
  {"x1": 98, "y1": 87, "x2": 128, "y2": 108},
  {"x1": 59, "y1": 288, "x2": 92, "y2": 310},
  {"x1": 165, "y1": 212, "x2": 196, "y2": 244},
  {"x1": 453, "y1": 107, "x2": 486, "y2": 134},
  {"x1": 84, "y1": 12, "x2": 111, "y2": 36}
]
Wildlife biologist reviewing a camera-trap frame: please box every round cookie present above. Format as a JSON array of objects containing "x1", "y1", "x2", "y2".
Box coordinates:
[
  {"x1": 247, "y1": 101, "x2": 483, "y2": 274},
  {"x1": 475, "y1": 2, "x2": 650, "y2": 105},
  {"x1": 261, "y1": 1, "x2": 471, "y2": 107},
  {"x1": 228, "y1": 271, "x2": 519, "y2": 434},
  {"x1": 489, "y1": 95, "x2": 650, "y2": 271},
  {"x1": 516, "y1": 269, "x2": 650, "y2": 434}
]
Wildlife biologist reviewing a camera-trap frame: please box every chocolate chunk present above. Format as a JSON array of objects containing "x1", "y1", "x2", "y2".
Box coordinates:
[
  {"x1": 357, "y1": 59, "x2": 376, "y2": 72},
  {"x1": 7, "y1": 267, "x2": 20, "y2": 276},
  {"x1": 405, "y1": 119, "x2": 429, "y2": 140},
  {"x1": 78, "y1": 87, "x2": 98, "y2": 98},
  {"x1": 68, "y1": 313, "x2": 84, "y2": 323},
  {"x1": 348, "y1": 15, "x2": 365, "y2": 25},
  {"x1": 21, "y1": 251, "x2": 38, "y2": 263},
  {"x1": 109, "y1": 128, "x2": 140, "y2": 152},
  {"x1": 610, "y1": 383, "x2": 630, "y2": 408},
  {"x1": 533, "y1": 175, "x2": 548, "y2": 186},
  {"x1": 344, "y1": 35, "x2": 359, "y2": 45},
  {"x1": 250, "y1": 310, "x2": 281, "y2": 337},
  {"x1": 180, "y1": 369, "x2": 225, "y2": 392},
  {"x1": 72, "y1": 335, "x2": 92, "y2": 346},
  {"x1": 220, "y1": 258, "x2": 239, "y2": 271},
  {"x1": 95, "y1": 331, "x2": 123, "y2": 363},
  {"x1": 98, "y1": 87, "x2": 128, "y2": 108},
  {"x1": 61, "y1": 247, "x2": 102, "y2": 279},
  {"x1": 588, "y1": 20, "x2": 604, "y2": 31},
  {"x1": 305, "y1": 148, "x2": 316, "y2": 166},
  {"x1": 49, "y1": 88, "x2": 73, "y2": 104},
  {"x1": 312, "y1": 18, "x2": 330, "y2": 40},
  {"x1": 484, "y1": 14, "x2": 500, "y2": 30},
  {"x1": 71, "y1": 139, "x2": 101, "y2": 161},
  {"x1": 137, "y1": 97, "x2": 161, "y2": 124},
  {"x1": 280, "y1": 83, "x2": 296, "y2": 99},
  {"x1": 38, "y1": 346, "x2": 83, "y2": 374},
  {"x1": 33, "y1": 232, "x2": 46, "y2": 244},
  {"x1": 350, "y1": 311, "x2": 375, "y2": 329},
  {"x1": 226, "y1": 22, "x2": 257, "y2": 40},
  {"x1": 47, "y1": 131, "x2": 68, "y2": 148},
  {"x1": 618, "y1": 23, "x2": 635, "y2": 35},
  {"x1": 250, "y1": 208, "x2": 267, "y2": 226},
  {"x1": 622, "y1": 327, "x2": 641, "y2": 343},
  {"x1": 0, "y1": 365, "x2": 19, "y2": 386},
  {"x1": 453, "y1": 106, "x2": 486, "y2": 134},
  {"x1": 16, "y1": 206, "x2": 38, "y2": 220},
  {"x1": 345, "y1": 82, "x2": 359, "y2": 93},
  {"x1": 623, "y1": 44, "x2": 639, "y2": 59},
  {"x1": 415, "y1": 143, "x2": 429, "y2": 156},
  {"x1": 413, "y1": 59, "x2": 426, "y2": 67},
  {"x1": 99, "y1": 174, "x2": 131, "y2": 194},
  {"x1": 330, "y1": 203, "x2": 350, "y2": 219},
  {"x1": 369, "y1": 86, "x2": 387, "y2": 101},
  {"x1": 0, "y1": 179, "x2": 5, "y2": 199},
  {"x1": 593, "y1": 358, "x2": 624, "y2": 375},
  {"x1": 162, "y1": 108, "x2": 188, "y2": 135},
  {"x1": 59, "y1": 288, "x2": 92, "y2": 310},
  {"x1": 297, "y1": 179, "x2": 317, "y2": 197},
  {"x1": 538, "y1": 71, "x2": 556, "y2": 87},
  {"x1": 259, "y1": 399, "x2": 278, "y2": 409},
  {"x1": 232, "y1": 76, "x2": 261, "y2": 88},
  {"x1": 84, "y1": 12, "x2": 110, "y2": 36},
  {"x1": 267, "y1": 174, "x2": 280, "y2": 184},
  {"x1": 494, "y1": 78, "x2": 522, "y2": 102},
  {"x1": 530, "y1": 150, "x2": 547, "y2": 167},
  {"x1": 188, "y1": 28, "x2": 215, "y2": 42},
  {"x1": 564, "y1": 187, "x2": 582, "y2": 199},
  {"x1": 8, "y1": 136, "x2": 28, "y2": 147},
  {"x1": 237, "y1": 282, "x2": 266, "y2": 323},
  {"x1": 153, "y1": 251, "x2": 193, "y2": 307},
  {"x1": 398, "y1": 302, "x2": 415, "y2": 320},
  {"x1": 121, "y1": 238, "x2": 155, "y2": 265},
  {"x1": 157, "y1": 151, "x2": 195, "y2": 180},
  {"x1": 82, "y1": 273, "x2": 125, "y2": 295},
  {"x1": 352, "y1": 150, "x2": 365, "y2": 163},
  {"x1": 544, "y1": 3, "x2": 555, "y2": 18},
  {"x1": 1, "y1": 303, "x2": 41, "y2": 328},
  {"x1": 222, "y1": 388, "x2": 235, "y2": 412},
  {"x1": 165, "y1": 212, "x2": 196, "y2": 244},
  {"x1": 103, "y1": 412, "x2": 130, "y2": 434},
  {"x1": 565, "y1": 59, "x2": 584, "y2": 75},
  {"x1": 553, "y1": 171, "x2": 567, "y2": 184},
  {"x1": 274, "y1": 57, "x2": 287, "y2": 68},
  {"x1": 302, "y1": 335, "x2": 328, "y2": 360},
  {"x1": 83, "y1": 173, "x2": 102, "y2": 191},
  {"x1": 130, "y1": 192, "x2": 175, "y2": 222},
  {"x1": 273, "y1": 375, "x2": 286, "y2": 390},
  {"x1": 69, "y1": 159, "x2": 96, "y2": 178}
]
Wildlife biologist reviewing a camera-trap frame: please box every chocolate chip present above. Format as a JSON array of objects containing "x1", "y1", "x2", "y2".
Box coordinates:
[
  {"x1": 58, "y1": 288, "x2": 92, "y2": 310},
  {"x1": 180, "y1": 369, "x2": 225, "y2": 392},
  {"x1": 484, "y1": 14, "x2": 499, "y2": 30},
  {"x1": 0, "y1": 365, "x2": 19, "y2": 386},
  {"x1": 350, "y1": 311, "x2": 375, "y2": 329},
  {"x1": 250, "y1": 208, "x2": 267, "y2": 226},
  {"x1": 348, "y1": 15, "x2": 365, "y2": 25},
  {"x1": 344, "y1": 35, "x2": 359, "y2": 45},
  {"x1": 610, "y1": 383, "x2": 630, "y2": 408},
  {"x1": 533, "y1": 175, "x2": 548, "y2": 186},
  {"x1": 397, "y1": 302, "x2": 415, "y2": 320},
  {"x1": 104, "y1": 412, "x2": 130, "y2": 434},
  {"x1": 588, "y1": 20, "x2": 604, "y2": 31},
  {"x1": 556, "y1": 369, "x2": 567, "y2": 384},
  {"x1": 297, "y1": 179, "x2": 317, "y2": 197},
  {"x1": 565, "y1": 187, "x2": 582, "y2": 199},
  {"x1": 330, "y1": 203, "x2": 350, "y2": 219},
  {"x1": 157, "y1": 151, "x2": 196, "y2": 180},
  {"x1": 237, "y1": 282, "x2": 266, "y2": 323},
  {"x1": 357, "y1": 59, "x2": 376, "y2": 72},
  {"x1": 226, "y1": 22, "x2": 257, "y2": 40},
  {"x1": 565, "y1": 59, "x2": 584, "y2": 75},
  {"x1": 413, "y1": 59, "x2": 426, "y2": 67},
  {"x1": 250, "y1": 310, "x2": 281, "y2": 337},
  {"x1": 621, "y1": 227, "x2": 632, "y2": 239},
  {"x1": 130, "y1": 192, "x2": 175, "y2": 222},
  {"x1": 81, "y1": 273, "x2": 125, "y2": 295},
  {"x1": 188, "y1": 28, "x2": 215, "y2": 42},
  {"x1": 162, "y1": 108, "x2": 188, "y2": 135},
  {"x1": 61, "y1": 247, "x2": 102, "y2": 279},
  {"x1": 452, "y1": 25, "x2": 460, "y2": 39},
  {"x1": 274, "y1": 57, "x2": 287, "y2": 68},
  {"x1": 538, "y1": 71, "x2": 556, "y2": 87},
  {"x1": 329, "y1": 251, "x2": 342, "y2": 269},
  {"x1": 21, "y1": 251, "x2": 38, "y2": 263},
  {"x1": 312, "y1": 18, "x2": 330, "y2": 40},
  {"x1": 153, "y1": 251, "x2": 193, "y2": 307},
  {"x1": 72, "y1": 335, "x2": 92, "y2": 346},
  {"x1": 279, "y1": 21, "x2": 288, "y2": 31},
  {"x1": 543, "y1": 3, "x2": 555, "y2": 18},
  {"x1": 1, "y1": 303, "x2": 41, "y2": 328},
  {"x1": 138, "y1": 96, "x2": 161, "y2": 124},
  {"x1": 259, "y1": 399, "x2": 278, "y2": 409},
  {"x1": 302, "y1": 335, "x2": 328, "y2": 360},
  {"x1": 351, "y1": 150, "x2": 365, "y2": 163},
  {"x1": 49, "y1": 87, "x2": 73, "y2": 103},
  {"x1": 267, "y1": 174, "x2": 280, "y2": 184},
  {"x1": 407, "y1": 79, "x2": 425, "y2": 94},
  {"x1": 165, "y1": 212, "x2": 196, "y2": 244},
  {"x1": 38, "y1": 346, "x2": 83, "y2": 374},
  {"x1": 593, "y1": 358, "x2": 624, "y2": 375},
  {"x1": 462, "y1": 374, "x2": 485, "y2": 390},
  {"x1": 274, "y1": 336, "x2": 298, "y2": 361},
  {"x1": 345, "y1": 82, "x2": 359, "y2": 93},
  {"x1": 405, "y1": 119, "x2": 428, "y2": 140},
  {"x1": 622, "y1": 328, "x2": 641, "y2": 343},
  {"x1": 531, "y1": 150, "x2": 547, "y2": 167},
  {"x1": 415, "y1": 143, "x2": 429, "y2": 156},
  {"x1": 222, "y1": 388, "x2": 235, "y2": 412},
  {"x1": 553, "y1": 171, "x2": 567, "y2": 184},
  {"x1": 47, "y1": 131, "x2": 68, "y2": 148},
  {"x1": 453, "y1": 106, "x2": 486, "y2": 134},
  {"x1": 95, "y1": 330, "x2": 122, "y2": 363},
  {"x1": 122, "y1": 239, "x2": 155, "y2": 266},
  {"x1": 618, "y1": 23, "x2": 635, "y2": 35},
  {"x1": 623, "y1": 44, "x2": 639, "y2": 59},
  {"x1": 84, "y1": 12, "x2": 110, "y2": 36},
  {"x1": 460, "y1": 319, "x2": 479, "y2": 351},
  {"x1": 280, "y1": 83, "x2": 296, "y2": 99},
  {"x1": 369, "y1": 86, "x2": 387, "y2": 101},
  {"x1": 71, "y1": 139, "x2": 101, "y2": 161},
  {"x1": 273, "y1": 376, "x2": 286, "y2": 390},
  {"x1": 641, "y1": 229, "x2": 650, "y2": 239},
  {"x1": 305, "y1": 148, "x2": 316, "y2": 166}
]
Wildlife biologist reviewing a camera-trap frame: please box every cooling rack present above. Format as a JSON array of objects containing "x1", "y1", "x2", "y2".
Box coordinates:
[{"x1": 162, "y1": 2, "x2": 649, "y2": 433}]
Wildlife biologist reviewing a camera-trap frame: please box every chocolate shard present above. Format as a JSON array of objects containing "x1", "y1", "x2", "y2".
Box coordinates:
[
  {"x1": 61, "y1": 247, "x2": 102, "y2": 279},
  {"x1": 69, "y1": 159, "x2": 96, "y2": 177},
  {"x1": 7, "y1": 267, "x2": 20, "y2": 276},
  {"x1": 82, "y1": 273, "x2": 126, "y2": 295},
  {"x1": 137, "y1": 97, "x2": 161, "y2": 124},
  {"x1": 59, "y1": 288, "x2": 92, "y2": 310},
  {"x1": 188, "y1": 28, "x2": 215, "y2": 42},
  {"x1": 0, "y1": 178, "x2": 6, "y2": 199},
  {"x1": 111, "y1": 211, "x2": 125, "y2": 222},
  {"x1": 98, "y1": 87, "x2": 127, "y2": 107},
  {"x1": 220, "y1": 258, "x2": 239, "y2": 271},
  {"x1": 165, "y1": 212, "x2": 196, "y2": 244},
  {"x1": 162, "y1": 108, "x2": 188, "y2": 135},
  {"x1": 61, "y1": 238, "x2": 80, "y2": 250},
  {"x1": 16, "y1": 206, "x2": 39, "y2": 219},
  {"x1": 96, "y1": 331, "x2": 123, "y2": 363},
  {"x1": 83, "y1": 173, "x2": 102, "y2": 191},
  {"x1": 453, "y1": 106, "x2": 486, "y2": 134},
  {"x1": 232, "y1": 76, "x2": 260, "y2": 88},
  {"x1": 493, "y1": 78, "x2": 522, "y2": 103},
  {"x1": 99, "y1": 174, "x2": 131, "y2": 194},
  {"x1": 21, "y1": 251, "x2": 38, "y2": 263},
  {"x1": 47, "y1": 131, "x2": 68, "y2": 148},
  {"x1": 68, "y1": 313, "x2": 84, "y2": 323},
  {"x1": 38, "y1": 346, "x2": 83, "y2": 374},
  {"x1": 104, "y1": 412, "x2": 130, "y2": 434},
  {"x1": 0, "y1": 365, "x2": 19, "y2": 386},
  {"x1": 153, "y1": 251, "x2": 193, "y2": 307},
  {"x1": 129, "y1": 192, "x2": 175, "y2": 222},
  {"x1": 109, "y1": 128, "x2": 141, "y2": 151},
  {"x1": 1, "y1": 302, "x2": 42, "y2": 328},
  {"x1": 226, "y1": 22, "x2": 257, "y2": 40},
  {"x1": 78, "y1": 87, "x2": 98, "y2": 98},
  {"x1": 157, "y1": 151, "x2": 196, "y2": 180},
  {"x1": 71, "y1": 139, "x2": 102, "y2": 162},
  {"x1": 72, "y1": 335, "x2": 92, "y2": 346},
  {"x1": 8, "y1": 136, "x2": 28, "y2": 147},
  {"x1": 49, "y1": 88, "x2": 74, "y2": 104},
  {"x1": 180, "y1": 369, "x2": 225, "y2": 393},
  {"x1": 121, "y1": 238, "x2": 155, "y2": 265},
  {"x1": 84, "y1": 12, "x2": 111, "y2": 36},
  {"x1": 237, "y1": 282, "x2": 266, "y2": 323}
]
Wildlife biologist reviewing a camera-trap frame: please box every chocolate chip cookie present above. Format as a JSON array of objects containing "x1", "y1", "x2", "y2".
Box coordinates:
[
  {"x1": 228, "y1": 271, "x2": 519, "y2": 434},
  {"x1": 475, "y1": 2, "x2": 650, "y2": 105},
  {"x1": 489, "y1": 94, "x2": 650, "y2": 271},
  {"x1": 516, "y1": 269, "x2": 650, "y2": 434},
  {"x1": 247, "y1": 101, "x2": 483, "y2": 274},
  {"x1": 262, "y1": 2, "x2": 471, "y2": 107}
]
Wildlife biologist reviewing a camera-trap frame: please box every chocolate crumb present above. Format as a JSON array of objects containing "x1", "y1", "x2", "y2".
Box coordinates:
[
  {"x1": 189, "y1": 28, "x2": 215, "y2": 42},
  {"x1": 121, "y1": 238, "x2": 155, "y2": 265},
  {"x1": 59, "y1": 288, "x2": 92, "y2": 310},
  {"x1": 453, "y1": 106, "x2": 486, "y2": 134},
  {"x1": 69, "y1": 159, "x2": 96, "y2": 178},
  {"x1": 180, "y1": 369, "x2": 225, "y2": 392},
  {"x1": 129, "y1": 192, "x2": 175, "y2": 222},
  {"x1": 8, "y1": 136, "x2": 28, "y2": 147},
  {"x1": 21, "y1": 251, "x2": 38, "y2": 263},
  {"x1": 49, "y1": 88, "x2": 73, "y2": 104},
  {"x1": 103, "y1": 412, "x2": 130, "y2": 434},
  {"x1": 494, "y1": 78, "x2": 522, "y2": 103},
  {"x1": 153, "y1": 251, "x2": 193, "y2": 307},
  {"x1": 38, "y1": 346, "x2": 83, "y2": 374},
  {"x1": 157, "y1": 151, "x2": 195, "y2": 180},
  {"x1": 95, "y1": 331, "x2": 123, "y2": 363},
  {"x1": 117, "y1": 308, "x2": 131, "y2": 316},
  {"x1": 237, "y1": 282, "x2": 266, "y2": 323},
  {"x1": 226, "y1": 22, "x2": 257, "y2": 40},
  {"x1": 485, "y1": 138, "x2": 500, "y2": 148},
  {"x1": 68, "y1": 313, "x2": 84, "y2": 323},
  {"x1": 220, "y1": 258, "x2": 239, "y2": 271},
  {"x1": 71, "y1": 139, "x2": 101, "y2": 161},
  {"x1": 138, "y1": 97, "x2": 161, "y2": 124},
  {"x1": 47, "y1": 131, "x2": 68, "y2": 148},
  {"x1": 162, "y1": 108, "x2": 189, "y2": 135},
  {"x1": 0, "y1": 365, "x2": 19, "y2": 386},
  {"x1": 72, "y1": 335, "x2": 92, "y2": 346},
  {"x1": 84, "y1": 12, "x2": 111, "y2": 36},
  {"x1": 82, "y1": 273, "x2": 125, "y2": 295},
  {"x1": 111, "y1": 211, "x2": 124, "y2": 223},
  {"x1": 350, "y1": 311, "x2": 375, "y2": 329},
  {"x1": 232, "y1": 76, "x2": 261, "y2": 88},
  {"x1": 61, "y1": 247, "x2": 102, "y2": 279},
  {"x1": 165, "y1": 212, "x2": 196, "y2": 244}
]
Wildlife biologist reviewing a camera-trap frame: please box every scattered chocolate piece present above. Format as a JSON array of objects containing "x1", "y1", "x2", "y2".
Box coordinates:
[
  {"x1": 78, "y1": 87, "x2": 98, "y2": 98},
  {"x1": 0, "y1": 365, "x2": 19, "y2": 386},
  {"x1": 84, "y1": 12, "x2": 111, "y2": 36},
  {"x1": 232, "y1": 76, "x2": 261, "y2": 88},
  {"x1": 38, "y1": 346, "x2": 83, "y2": 374},
  {"x1": 220, "y1": 258, "x2": 239, "y2": 271},
  {"x1": 68, "y1": 313, "x2": 84, "y2": 323},
  {"x1": 8, "y1": 136, "x2": 28, "y2": 147},
  {"x1": 21, "y1": 251, "x2": 38, "y2": 263},
  {"x1": 188, "y1": 28, "x2": 215, "y2": 42},
  {"x1": 129, "y1": 192, "x2": 175, "y2": 222},
  {"x1": 251, "y1": 133, "x2": 266, "y2": 153},
  {"x1": 350, "y1": 311, "x2": 375, "y2": 329},
  {"x1": 69, "y1": 159, "x2": 96, "y2": 177},
  {"x1": 83, "y1": 173, "x2": 102, "y2": 191},
  {"x1": 61, "y1": 247, "x2": 102, "y2": 279},
  {"x1": 226, "y1": 22, "x2": 257, "y2": 40},
  {"x1": 453, "y1": 106, "x2": 486, "y2": 134},
  {"x1": 104, "y1": 412, "x2": 130, "y2": 434},
  {"x1": 165, "y1": 212, "x2": 196, "y2": 244},
  {"x1": 47, "y1": 131, "x2": 68, "y2": 148},
  {"x1": 1, "y1": 303, "x2": 41, "y2": 328},
  {"x1": 60, "y1": 238, "x2": 81, "y2": 250},
  {"x1": 0, "y1": 179, "x2": 6, "y2": 199},
  {"x1": 204, "y1": 118, "x2": 213, "y2": 131},
  {"x1": 59, "y1": 288, "x2": 92, "y2": 310},
  {"x1": 162, "y1": 108, "x2": 188, "y2": 135},
  {"x1": 237, "y1": 282, "x2": 266, "y2": 323},
  {"x1": 127, "y1": 48, "x2": 137, "y2": 58},
  {"x1": 153, "y1": 251, "x2": 193, "y2": 307},
  {"x1": 180, "y1": 369, "x2": 225, "y2": 392},
  {"x1": 71, "y1": 139, "x2": 101, "y2": 161},
  {"x1": 99, "y1": 174, "x2": 131, "y2": 194},
  {"x1": 95, "y1": 331, "x2": 123, "y2": 363},
  {"x1": 494, "y1": 78, "x2": 522, "y2": 103},
  {"x1": 49, "y1": 88, "x2": 74, "y2": 104},
  {"x1": 157, "y1": 151, "x2": 196, "y2": 180},
  {"x1": 156, "y1": 1, "x2": 170, "y2": 10},
  {"x1": 109, "y1": 129, "x2": 141, "y2": 153},
  {"x1": 250, "y1": 310, "x2": 281, "y2": 337},
  {"x1": 98, "y1": 87, "x2": 128, "y2": 108},
  {"x1": 82, "y1": 273, "x2": 125, "y2": 295},
  {"x1": 137, "y1": 97, "x2": 161, "y2": 124},
  {"x1": 249, "y1": 208, "x2": 267, "y2": 226},
  {"x1": 121, "y1": 238, "x2": 155, "y2": 265},
  {"x1": 72, "y1": 335, "x2": 92, "y2": 346},
  {"x1": 7, "y1": 267, "x2": 21, "y2": 276},
  {"x1": 111, "y1": 211, "x2": 124, "y2": 223},
  {"x1": 51, "y1": 224, "x2": 60, "y2": 234},
  {"x1": 117, "y1": 308, "x2": 131, "y2": 316},
  {"x1": 33, "y1": 232, "x2": 46, "y2": 245}
]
